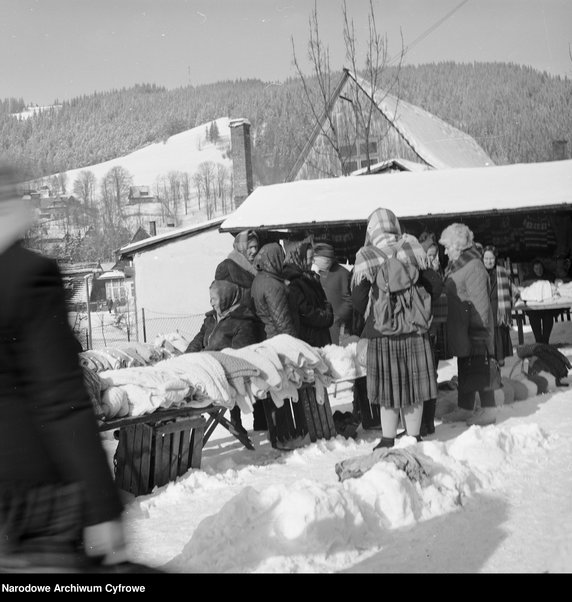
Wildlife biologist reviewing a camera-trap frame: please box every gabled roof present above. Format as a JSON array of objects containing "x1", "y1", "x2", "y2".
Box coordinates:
[
  {"x1": 118, "y1": 216, "x2": 226, "y2": 258},
  {"x1": 220, "y1": 159, "x2": 572, "y2": 234},
  {"x1": 286, "y1": 69, "x2": 493, "y2": 181}
]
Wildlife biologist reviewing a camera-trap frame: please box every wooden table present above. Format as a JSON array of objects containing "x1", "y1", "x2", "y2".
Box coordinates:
[{"x1": 512, "y1": 300, "x2": 572, "y2": 344}]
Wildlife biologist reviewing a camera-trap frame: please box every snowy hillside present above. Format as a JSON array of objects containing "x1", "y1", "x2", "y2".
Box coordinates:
[{"x1": 61, "y1": 117, "x2": 232, "y2": 191}]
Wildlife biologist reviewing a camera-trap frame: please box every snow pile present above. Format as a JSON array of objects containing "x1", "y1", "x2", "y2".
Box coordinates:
[{"x1": 156, "y1": 422, "x2": 551, "y2": 573}]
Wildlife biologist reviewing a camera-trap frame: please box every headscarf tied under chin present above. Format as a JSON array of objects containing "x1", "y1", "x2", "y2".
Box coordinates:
[
  {"x1": 351, "y1": 207, "x2": 428, "y2": 289},
  {"x1": 210, "y1": 280, "x2": 242, "y2": 319},
  {"x1": 228, "y1": 230, "x2": 259, "y2": 276},
  {"x1": 233, "y1": 230, "x2": 259, "y2": 256},
  {"x1": 254, "y1": 242, "x2": 285, "y2": 276}
]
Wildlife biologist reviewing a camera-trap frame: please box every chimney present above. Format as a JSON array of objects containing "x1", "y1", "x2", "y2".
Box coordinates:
[
  {"x1": 552, "y1": 139, "x2": 568, "y2": 161},
  {"x1": 230, "y1": 118, "x2": 254, "y2": 208}
]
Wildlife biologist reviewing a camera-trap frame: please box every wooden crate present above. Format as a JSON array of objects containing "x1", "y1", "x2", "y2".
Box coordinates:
[
  {"x1": 114, "y1": 415, "x2": 206, "y2": 496},
  {"x1": 262, "y1": 385, "x2": 336, "y2": 450}
]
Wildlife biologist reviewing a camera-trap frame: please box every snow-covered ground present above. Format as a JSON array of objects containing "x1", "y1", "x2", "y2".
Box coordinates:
[{"x1": 99, "y1": 321, "x2": 572, "y2": 573}]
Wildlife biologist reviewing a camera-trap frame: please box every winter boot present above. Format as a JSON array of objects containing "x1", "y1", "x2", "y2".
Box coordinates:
[
  {"x1": 420, "y1": 399, "x2": 436, "y2": 436},
  {"x1": 372, "y1": 437, "x2": 395, "y2": 451},
  {"x1": 230, "y1": 406, "x2": 248, "y2": 437}
]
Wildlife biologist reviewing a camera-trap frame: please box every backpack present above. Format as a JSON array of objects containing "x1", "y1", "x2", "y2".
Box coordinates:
[{"x1": 372, "y1": 251, "x2": 433, "y2": 336}]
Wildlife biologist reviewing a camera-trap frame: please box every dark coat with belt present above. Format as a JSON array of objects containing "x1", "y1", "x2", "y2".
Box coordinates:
[
  {"x1": 186, "y1": 305, "x2": 263, "y2": 352},
  {"x1": 283, "y1": 264, "x2": 333, "y2": 347},
  {"x1": 0, "y1": 241, "x2": 123, "y2": 527}
]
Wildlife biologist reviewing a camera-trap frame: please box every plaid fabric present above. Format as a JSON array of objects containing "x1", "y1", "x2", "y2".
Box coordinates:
[
  {"x1": 366, "y1": 333, "x2": 437, "y2": 408},
  {"x1": 352, "y1": 209, "x2": 428, "y2": 288},
  {"x1": 495, "y1": 265, "x2": 515, "y2": 327},
  {"x1": 0, "y1": 481, "x2": 86, "y2": 565},
  {"x1": 444, "y1": 244, "x2": 482, "y2": 278}
]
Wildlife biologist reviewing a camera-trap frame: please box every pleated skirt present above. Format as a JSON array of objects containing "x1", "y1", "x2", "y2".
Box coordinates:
[{"x1": 366, "y1": 333, "x2": 438, "y2": 409}]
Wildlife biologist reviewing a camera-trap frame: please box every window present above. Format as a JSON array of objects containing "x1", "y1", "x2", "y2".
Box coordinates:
[
  {"x1": 360, "y1": 141, "x2": 378, "y2": 155},
  {"x1": 360, "y1": 158, "x2": 378, "y2": 168}
]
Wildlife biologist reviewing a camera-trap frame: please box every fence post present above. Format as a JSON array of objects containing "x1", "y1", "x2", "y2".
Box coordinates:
[{"x1": 142, "y1": 307, "x2": 147, "y2": 343}]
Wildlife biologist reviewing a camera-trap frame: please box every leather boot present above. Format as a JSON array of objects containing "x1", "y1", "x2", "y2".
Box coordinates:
[{"x1": 420, "y1": 399, "x2": 436, "y2": 436}]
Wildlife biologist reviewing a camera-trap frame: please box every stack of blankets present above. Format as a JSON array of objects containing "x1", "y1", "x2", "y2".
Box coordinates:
[{"x1": 88, "y1": 334, "x2": 352, "y2": 422}]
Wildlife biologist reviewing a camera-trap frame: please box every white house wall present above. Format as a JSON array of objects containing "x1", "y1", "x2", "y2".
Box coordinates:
[{"x1": 132, "y1": 228, "x2": 234, "y2": 342}]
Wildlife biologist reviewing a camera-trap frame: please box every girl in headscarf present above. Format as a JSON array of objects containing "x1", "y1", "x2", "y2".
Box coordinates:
[
  {"x1": 215, "y1": 230, "x2": 259, "y2": 308},
  {"x1": 186, "y1": 280, "x2": 263, "y2": 437},
  {"x1": 186, "y1": 280, "x2": 262, "y2": 352},
  {"x1": 351, "y1": 208, "x2": 437, "y2": 449}
]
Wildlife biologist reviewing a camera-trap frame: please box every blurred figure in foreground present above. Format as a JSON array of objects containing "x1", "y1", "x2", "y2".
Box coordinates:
[{"x1": 0, "y1": 160, "x2": 141, "y2": 572}]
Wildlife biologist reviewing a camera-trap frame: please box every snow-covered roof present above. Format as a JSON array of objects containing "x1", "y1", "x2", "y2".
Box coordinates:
[
  {"x1": 97, "y1": 270, "x2": 125, "y2": 280},
  {"x1": 220, "y1": 159, "x2": 572, "y2": 233},
  {"x1": 286, "y1": 69, "x2": 493, "y2": 180},
  {"x1": 118, "y1": 216, "x2": 226, "y2": 257},
  {"x1": 353, "y1": 72, "x2": 494, "y2": 169}
]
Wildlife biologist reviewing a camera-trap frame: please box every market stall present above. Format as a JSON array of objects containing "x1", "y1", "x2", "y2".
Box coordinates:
[{"x1": 81, "y1": 335, "x2": 364, "y2": 495}]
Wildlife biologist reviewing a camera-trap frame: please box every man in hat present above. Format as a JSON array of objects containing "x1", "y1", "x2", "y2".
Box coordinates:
[{"x1": 313, "y1": 242, "x2": 353, "y2": 345}]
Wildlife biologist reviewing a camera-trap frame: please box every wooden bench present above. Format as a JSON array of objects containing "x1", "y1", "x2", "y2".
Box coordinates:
[{"x1": 99, "y1": 403, "x2": 254, "y2": 496}]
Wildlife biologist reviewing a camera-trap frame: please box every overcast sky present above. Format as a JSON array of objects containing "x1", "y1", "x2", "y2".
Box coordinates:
[{"x1": 1, "y1": 0, "x2": 571, "y2": 106}]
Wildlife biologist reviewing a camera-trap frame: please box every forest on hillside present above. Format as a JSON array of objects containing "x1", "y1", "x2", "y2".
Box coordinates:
[{"x1": 1, "y1": 62, "x2": 571, "y2": 186}]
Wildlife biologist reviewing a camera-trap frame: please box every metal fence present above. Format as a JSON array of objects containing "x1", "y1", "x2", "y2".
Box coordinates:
[
  {"x1": 139, "y1": 308, "x2": 205, "y2": 346},
  {"x1": 71, "y1": 305, "x2": 205, "y2": 351}
]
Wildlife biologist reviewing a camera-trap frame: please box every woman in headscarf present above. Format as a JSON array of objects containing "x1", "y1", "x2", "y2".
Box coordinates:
[
  {"x1": 186, "y1": 280, "x2": 261, "y2": 353},
  {"x1": 439, "y1": 223, "x2": 497, "y2": 427},
  {"x1": 215, "y1": 229, "x2": 259, "y2": 309},
  {"x1": 251, "y1": 242, "x2": 298, "y2": 339},
  {"x1": 283, "y1": 241, "x2": 333, "y2": 347},
  {"x1": 482, "y1": 245, "x2": 518, "y2": 365},
  {"x1": 186, "y1": 280, "x2": 263, "y2": 437},
  {"x1": 351, "y1": 208, "x2": 437, "y2": 449}
]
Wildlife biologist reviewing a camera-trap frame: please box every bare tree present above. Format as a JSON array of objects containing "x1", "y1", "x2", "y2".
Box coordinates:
[
  {"x1": 56, "y1": 172, "x2": 68, "y2": 195},
  {"x1": 50, "y1": 175, "x2": 61, "y2": 196},
  {"x1": 215, "y1": 163, "x2": 230, "y2": 213},
  {"x1": 181, "y1": 172, "x2": 191, "y2": 215},
  {"x1": 192, "y1": 173, "x2": 202, "y2": 210},
  {"x1": 103, "y1": 165, "x2": 133, "y2": 218},
  {"x1": 167, "y1": 170, "x2": 183, "y2": 214},
  {"x1": 197, "y1": 161, "x2": 217, "y2": 212},
  {"x1": 73, "y1": 170, "x2": 97, "y2": 209},
  {"x1": 291, "y1": 0, "x2": 404, "y2": 176}
]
